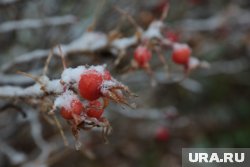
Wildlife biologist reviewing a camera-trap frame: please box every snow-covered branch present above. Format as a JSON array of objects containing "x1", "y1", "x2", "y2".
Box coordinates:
[
  {"x1": 1, "y1": 19, "x2": 165, "y2": 72},
  {"x1": 0, "y1": 15, "x2": 77, "y2": 33},
  {"x1": 0, "y1": 76, "x2": 63, "y2": 98}
]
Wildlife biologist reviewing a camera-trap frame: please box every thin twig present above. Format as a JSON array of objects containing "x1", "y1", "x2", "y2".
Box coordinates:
[
  {"x1": 51, "y1": 114, "x2": 69, "y2": 147},
  {"x1": 58, "y1": 45, "x2": 67, "y2": 69},
  {"x1": 43, "y1": 48, "x2": 54, "y2": 76}
]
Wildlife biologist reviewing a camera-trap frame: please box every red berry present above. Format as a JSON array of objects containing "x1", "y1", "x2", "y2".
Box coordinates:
[
  {"x1": 60, "y1": 99, "x2": 84, "y2": 120},
  {"x1": 86, "y1": 100, "x2": 104, "y2": 119},
  {"x1": 172, "y1": 44, "x2": 191, "y2": 65},
  {"x1": 103, "y1": 70, "x2": 111, "y2": 80},
  {"x1": 78, "y1": 69, "x2": 111, "y2": 101},
  {"x1": 165, "y1": 31, "x2": 179, "y2": 42},
  {"x1": 155, "y1": 127, "x2": 170, "y2": 142},
  {"x1": 134, "y1": 46, "x2": 152, "y2": 67}
]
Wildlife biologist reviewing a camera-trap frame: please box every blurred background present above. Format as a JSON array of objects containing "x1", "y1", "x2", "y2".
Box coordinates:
[{"x1": 0, "y1": 0, "x2": 250, "y2": 167}]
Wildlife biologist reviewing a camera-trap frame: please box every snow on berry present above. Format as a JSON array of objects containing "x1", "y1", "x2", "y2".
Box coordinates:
[
  {"x1": 88, "y1": 65, "x2": 106, "y2": 75},
  {"x1": 54, "y1": 90, "x2": 84, "y2": 119},
  {"x1": 54, "y1": 90, "x2": 79, "y2": 110},
  {"x1": 60, "y1": 99, "x2": 84, "y2": 120},
  {"x1": 172, "y1": 43, "x2": 191, "y2": 65},
  {"x1": 60, "y1": 64, "x2": 133, "y2": 106},
  {"x1": 61, "y1": 66, "x2": 86, "y2": 84},
  {"x1": 61, "y1": 65, "x2": 108, "y2": 86},
  {"x1": 134, "y1": 45, "x2": 152, "y2": 67}
]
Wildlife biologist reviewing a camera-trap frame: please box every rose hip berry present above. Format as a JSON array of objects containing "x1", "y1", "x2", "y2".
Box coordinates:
[
  {"x1": 86, "y1": 100, "x2": 104, "y2": 119},
  {"x1": 60, "y1": 99, "x2": 84, "y2": 120},
  {"x1": 172, "y1": 44, "x2": 191, "y2": 66},
  {"x1": 78, "y1": 70, "x2": 111, "y2": 101},
  {"x1": 155, "y1": 127, "x2": 170, "y2": 142},
  {"x1": 134, "y1": 45, "x2": 152, "y2": 67}
]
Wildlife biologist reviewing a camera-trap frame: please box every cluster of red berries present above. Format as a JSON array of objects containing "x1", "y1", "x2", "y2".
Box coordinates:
[
  {"x1": 60, "y1": 99, "x2": 104, "y2": 120},
  {"x1": 112, "y1": 1, "x2": 203, "y2": 79},
  {"x1": 53, "y1": 65, "x2": 133, "y2": 141},
  {"x1": 59, "y1": 68, "x2": 111, "y2": 121}
]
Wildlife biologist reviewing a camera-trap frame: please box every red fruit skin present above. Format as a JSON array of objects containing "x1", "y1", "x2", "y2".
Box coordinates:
[
  {"x1": 155, "y1": 127, "x2": 170, "y2": 142},
  {"x1": 134, "y1": 46, "x2": 152, "y2": 67},
  {"x1": 60, "y1": 99, "x2": 83, "y2": 120},
  {"x1": 86, "y1": 100, "x2": 104, "y2": 119},
  {"x1": 172, "y1": 45, "x2": 191, "y2": 65},
  {"x1": 78, "y1": 70, "x2": 111, "y2": 101},
  {"x1": 103, "y1": 70, "x2": 111, "y2": 80}
]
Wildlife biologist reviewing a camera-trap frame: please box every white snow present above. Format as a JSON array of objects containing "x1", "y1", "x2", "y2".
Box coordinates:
[
  {"x1": 188, "y1": 57, "x2": 200, "y2": 69},
  {"x1": 81, "y1": 32, "x2": 108, "y2": 51},
  {"x1": 54, "y1": 90, "x2": 78, "y2": 109},
  {"x1": 0, "y1": 76, "x2": 63, "y2": 97},
  {"x1": 111, "y1": 36, "x2": 137, "y2": 50},
  {"x1": 143, "y1": 21, "x2": 164, "y2": 39},
  {"x1": 61, "y1": 66, "x2": 86, "y2": 84},
  {"x1": 39, "y1": 76, "x2": 63, "y2": 93},
  {"x1": 61, "y1": 65, "x2": 107, "y2": 85},
  {"x1": 59, "y1": 32, "x2": 108, "y2": 53},
  {"x1": 46, "y1": 79, "x2": 64, "y2": 93},
  {"x1": 173, "y1": 43, "x2": 190, "y2": 51},
  {"x1": 88, "y1": 64, "x2": 106, "y2": 74},
  {"x1": 100, "y1": 80, "x2": 117, "y2": 94}
]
